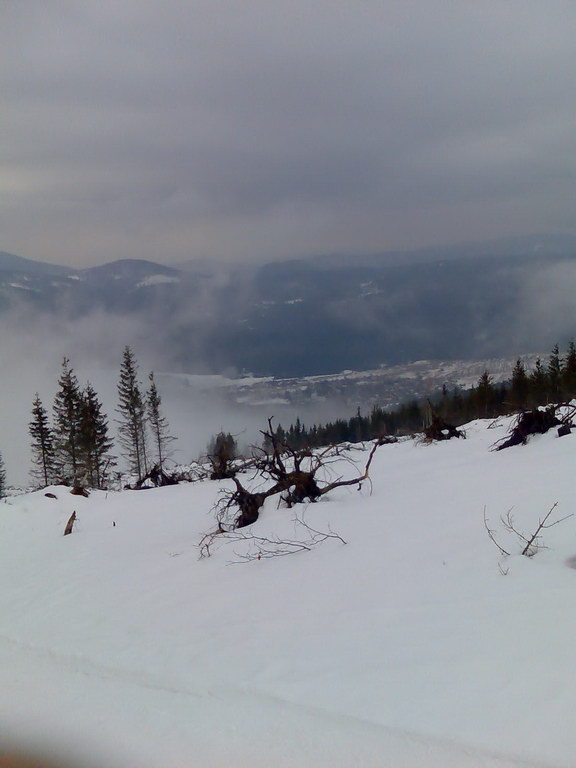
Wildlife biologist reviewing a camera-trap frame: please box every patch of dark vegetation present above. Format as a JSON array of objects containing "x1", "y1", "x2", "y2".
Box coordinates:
[{"x1": 494, "y1": 406, "x2": 570, "y2": 451}]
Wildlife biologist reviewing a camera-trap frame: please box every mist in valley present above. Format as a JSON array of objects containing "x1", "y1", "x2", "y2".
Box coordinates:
[{"x1": 0, "y1": 308, "x2": 356, "y2": 487}]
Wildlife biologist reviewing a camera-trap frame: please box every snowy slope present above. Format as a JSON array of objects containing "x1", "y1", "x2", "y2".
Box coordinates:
[{"x1": 1, "y1": 416, "x2": 576, "y2": 767}]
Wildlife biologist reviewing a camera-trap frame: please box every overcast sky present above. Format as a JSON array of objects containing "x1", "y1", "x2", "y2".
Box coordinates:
[{"x1": 2, "y1": 0, "x2": 576, "y2": 267}]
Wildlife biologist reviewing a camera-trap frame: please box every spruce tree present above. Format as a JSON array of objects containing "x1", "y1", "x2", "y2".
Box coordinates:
[
  {"x1": 548, "y1": 344, "x2": 562, "y2": 403},
  {"x1": 116, "y1": 347, "x2": 148, "y2": 479},
  {"x1": 562, "y1": 341, "x2": 576, "y2": 400},
  {"x1": 29, "y1": 394, "x2": 58, "y2": 487},
  {"x1": 529, "y1": 357, "x2": 548, "y2": 407},
  {"x1": 510, "y1": 358, "x2": 529, "y2": 411},
  {"x1": 475, "y1": 370, "x2": 495, "y2": 418},
  {"x1": 207, "y1": 431, "x2": 237, "y2": 479},
  {"x1": 147, "y1": 372, "x2": 175, "y2": 472},
  {"x1": 78, "y1": 384, "x2": 115, "y2": 488},
  {"x1": 53, "y1": 358, "x2": 83, "y2": 484}
]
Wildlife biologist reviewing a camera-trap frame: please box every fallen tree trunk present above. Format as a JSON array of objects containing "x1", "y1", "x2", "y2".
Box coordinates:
[
  {"x1": 495, "y1": 407, "x2": 562, "y2": 450},
  {"x1": 424, "y1": 416, "x2": 464, "y2": 442}
]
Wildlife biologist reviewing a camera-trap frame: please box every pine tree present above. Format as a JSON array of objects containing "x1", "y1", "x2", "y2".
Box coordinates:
[
  {"x1": 548, "y1": 344, "x2": 562, "y2": 403},
  {"x1": 147, "y1": 372, "x2": 175, "y2": 472},
  {"x1": 207, "y1": 431, "x2": 237, "y2": 479},
  {"x1": 437, "y1": 384, "x2": 450, "y2": 419},
  {"x1": 53, "y1": 358, "x2": 83, "y2": 484},
  {"x1": 529, "y1": 357, "x2": 548, "y2": 407},
  {"x1": 510, "y1": 358, "x2": 529, "y2": 411},
  {"x1": 29, "y1": 394, "x2": 58, "y2": 487},
  {"x1": 116, "y1": 347, "x2": 148, "y2": 479},
  {"x1": 562, "y1": 340, "x2": 576, "y2": 400},
  {"x1": 78, "y1": 384, "x2": 115, "y2": 488},
  {"x1": 474, "y1": 370, "x2": 496, "y2": 418}
]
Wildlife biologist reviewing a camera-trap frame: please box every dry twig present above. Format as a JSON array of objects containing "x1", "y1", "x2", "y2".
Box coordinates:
[{"x1": 484, "y1": 502, "x2": 571, "y2": 558}]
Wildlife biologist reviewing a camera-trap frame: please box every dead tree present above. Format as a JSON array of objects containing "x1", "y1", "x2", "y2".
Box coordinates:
[
  {"x1": 252, "y1": 419, "x2": 379, "y2": 507},
  {"x1": 493, "y1": 406, "x2": 566, "y2": 450},
  {"x1": 70, "y1": 486, "x2": 89, "y2": 497},
  {"x1": 199, "y1": 420, "x2": 379, "y2": 557},
  {"x1": 423, "y1": 408, "x2": 464, "y2": 441},
  {"x1": 134, "y1": 463, "x2": 179, "y2": 488}
]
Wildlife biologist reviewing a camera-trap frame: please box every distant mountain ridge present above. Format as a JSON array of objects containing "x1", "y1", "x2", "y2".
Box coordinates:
[
  {"x1": 0, "y1": 250, "x2": 72, "y2": 275},
  {"x1": 84, "y1": 258, "x2": 180, "y2": 280},
  {"x1": 1, "y1": 234, "x2": 576, "y2": 377},
  {"x1": 282, "y1": 233, "x2": 576, "y2": 270},
  {"x1": 4, "y1": 232, "x2": 576, "y2": 276}
]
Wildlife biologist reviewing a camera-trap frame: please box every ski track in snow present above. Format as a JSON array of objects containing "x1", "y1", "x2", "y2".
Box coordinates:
[{"x1": 0, "y1": 632, "x2": 562, "y2": 768}]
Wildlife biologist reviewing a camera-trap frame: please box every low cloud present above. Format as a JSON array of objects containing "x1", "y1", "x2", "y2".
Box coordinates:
[
  {"x1": 513, "y1": 262, "x2": 576, "y2": 353},
  {"x1": 2, "y1": 1, "x2": 576, "y2": 266},
  {"x1": 0, "y1": 303, "x2": 337, "y2": 486}
]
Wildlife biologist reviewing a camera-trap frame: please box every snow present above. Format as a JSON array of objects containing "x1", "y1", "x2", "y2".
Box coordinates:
[
  {"x1": 157, "y1": 370, "x2": 275, "y2": 389},
  {"x1": 135, "y1": 274, "x2": 181, "y2": 288},
  {"x1": 6, "y1": 282, "x2": 38, "y2": 292},
  {"x1": 236, "y1": 396, "x2": 291, "y2": 405},
  {"x1": 1, "y1": 416, "x2": 576, "y2": 766}
]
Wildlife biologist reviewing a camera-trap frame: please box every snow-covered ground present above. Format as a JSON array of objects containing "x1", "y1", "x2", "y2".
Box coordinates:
[{"x1": 1, "y1": 415, "x2": 575, "y2": 767}]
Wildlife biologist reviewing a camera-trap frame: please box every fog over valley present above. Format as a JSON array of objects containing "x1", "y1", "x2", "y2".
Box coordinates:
[{"x1": 1, "y1": 236, "x2": 574, "y2": 484}]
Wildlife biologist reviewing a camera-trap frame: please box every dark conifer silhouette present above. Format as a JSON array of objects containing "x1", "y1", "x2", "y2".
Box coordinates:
[
  {"x1": 273, "y1": 342, "x2": 576, "y2": 452},
  {"x1": 53, "y1": 358, "x2": 83, "y2": 485},
  {"x1": 474, "y1": 370, "x2": 496, "y2": 418},
  {"x1": 510, "y1": 359, "x2": 529, "y2": 411},
  {"x1": 529, "y1": 358, "x2": 548, "y2": 407},
  {"x1": 548, "y1": 344, "x2": 562, "y2": 402},
  {"x1": 78, "y1": 383, "x2": 115, "y2": 489},
  {"x1": 207, "y1": 431, "x2": 238, "y2": 479},
  {"x1": 29, "y1": 394, "x2": 58, "y2": 487},
  {"x1": 116, "y1": 346, "x2": 148, "y2": 480},
  {"x1": 147, "y1": 372, "x2": 176, "y2": 473},
  {"x1": 562, "y1": 341, "x2": 576, "y2": 399}
]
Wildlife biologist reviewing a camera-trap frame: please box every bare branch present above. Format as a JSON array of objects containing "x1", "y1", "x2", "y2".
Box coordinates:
[
  {"x1": 225, "y1": 512, "x2": 347, "y2": 563},
  {"x1": 485, "y1": 502, "x2": 570, "y2": 560},
  {"x1": 483, "y1": 506, "x2": 510, "y2": 557},
  {"x1": 521, "y1": 502, "x2": 563, "y2": 556},
  {"x1": 318, "y1": 440, "x2": 379, "y2": 497},
  {"x1": 500, "y1": 510, "x2": 530, "y2": 545}
]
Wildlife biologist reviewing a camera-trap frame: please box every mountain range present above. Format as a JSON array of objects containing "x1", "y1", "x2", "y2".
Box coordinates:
[{"x1": 1, "y1": 234, "x2": 575, "y2": 377}]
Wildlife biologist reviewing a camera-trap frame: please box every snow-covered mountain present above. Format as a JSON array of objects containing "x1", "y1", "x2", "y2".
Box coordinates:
[{"x1": 1, "y1": 414, "x2": 575, "y2": 766}]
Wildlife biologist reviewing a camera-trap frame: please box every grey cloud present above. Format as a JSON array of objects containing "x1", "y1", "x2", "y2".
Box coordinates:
[{"x1": 2, "y1": 0, "x2": 576, "y2": 265}]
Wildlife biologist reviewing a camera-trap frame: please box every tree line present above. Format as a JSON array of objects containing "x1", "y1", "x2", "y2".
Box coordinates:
[
  {"x1": 27, "y1": 346, "x2": 175, "y2": 490},
  {"x1": 271, "y1": 343, "x2": 576, "y2": 450},
  {"x1": 1, "y1": 341, "x2": 574, "y2": 497}
]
